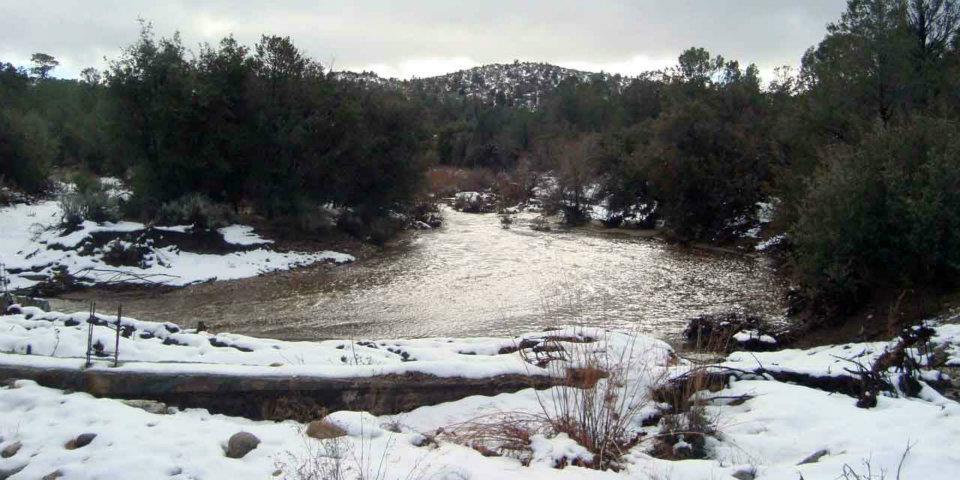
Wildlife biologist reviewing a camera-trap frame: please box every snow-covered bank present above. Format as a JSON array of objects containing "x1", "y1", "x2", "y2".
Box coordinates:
[
  {"x1": 0, "y1": 306, "x2": 619, "y2": 380},
  {"x1": 0, "y1": 200, "x2": 353, "y2": 291},
  {"x1": 1, "y1": 307, "x2": 960, "y2": 479}
]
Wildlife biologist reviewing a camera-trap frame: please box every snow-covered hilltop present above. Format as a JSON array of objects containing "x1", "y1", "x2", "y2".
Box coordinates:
[{"x1": 333, "y1": 62, "x2": 632, "y2": 109}]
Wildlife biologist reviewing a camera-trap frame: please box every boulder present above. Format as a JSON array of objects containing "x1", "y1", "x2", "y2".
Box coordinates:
[
  {"x1": 798, "y1": 449, "x2": 830, "y2": 465},
  {"x1": 226, "y1": 431, "x2": 260, "y2": 459},
  {"x1": 64, "y1": 433, "x2": 97, "y2": 450}
]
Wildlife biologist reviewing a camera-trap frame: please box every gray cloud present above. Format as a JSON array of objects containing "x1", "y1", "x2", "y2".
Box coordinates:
[{"x1": 0, "y1": 0, "x2": 845, "y2": 79}]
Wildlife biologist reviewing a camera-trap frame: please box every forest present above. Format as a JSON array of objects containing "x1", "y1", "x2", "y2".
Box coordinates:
[{"x1": 2, "y1": 0, "x2": 960, "y2": 323}]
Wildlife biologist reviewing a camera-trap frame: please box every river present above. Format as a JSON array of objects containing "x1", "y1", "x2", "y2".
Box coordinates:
[{"x1": 51, "y1": 208, "x2": 787, "y2": 341}]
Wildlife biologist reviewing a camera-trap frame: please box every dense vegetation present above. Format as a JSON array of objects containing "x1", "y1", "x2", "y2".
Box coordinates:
[{"x1": 2, "y1": 0, "x2": 959, "y2": 318}]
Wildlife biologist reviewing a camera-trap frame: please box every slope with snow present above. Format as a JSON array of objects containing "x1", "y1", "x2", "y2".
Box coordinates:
[{"x1": 0, "y1": 200, "x2": 353, "y2": 290}]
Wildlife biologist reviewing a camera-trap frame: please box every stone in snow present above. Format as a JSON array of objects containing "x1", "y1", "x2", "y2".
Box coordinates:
[
  {"x1": 0, "y1": 440, "x2": 21, "y2": 458},
  {"x1": 64, "y1": 433, "x2": 97, "y2": 450},
  {"x1": 226, "y1": 431, "x2": 260, "y2": 459}
]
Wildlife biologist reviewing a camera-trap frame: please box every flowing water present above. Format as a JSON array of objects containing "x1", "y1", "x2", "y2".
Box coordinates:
[{"x1": 52, "y1": 208, "x2": 787, "y2": 341}]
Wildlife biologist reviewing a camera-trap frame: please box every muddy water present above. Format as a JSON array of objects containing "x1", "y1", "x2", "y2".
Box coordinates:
[{"x1": 52, "y1": 208, "x2": 786, "y2": 341}]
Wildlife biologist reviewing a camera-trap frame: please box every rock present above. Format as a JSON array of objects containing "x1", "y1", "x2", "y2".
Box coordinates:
[
  {"x1": 306, "y1": 420, "x2": 347, "y2": 440},
  {"x1": 730, "y1": 329, "x2": 779, "y2": 352},
  {"x1": 226, "y1": 431, "x2": 260, "y2": 458},
  {"x1": 41, "y1": 470, "x2": 63, "y2": 480},
  {"x1": 732, "y1": 469, "x2": 756, "y2": 480},
  {"x1": 798, "y1": 448, "x2": 830, "y2": 465},
  {"x1": 0, "y1": 464, "x2": 26, "y2": 480},
  {"x1": 64, "y1": 433, "x2": 97, "y2": 450},
  {"x1": 0, "y1": 441, "x2": 21, "y2": 458},
  {"x1": 121, "y1": 399, "x2": 169, "y2": 415}
]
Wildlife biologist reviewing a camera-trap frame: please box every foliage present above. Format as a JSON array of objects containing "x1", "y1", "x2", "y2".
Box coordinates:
[
  {"x1": 60, "y1": 173, "x2": 121, "y2": 225},
  {"x1": 105, "y1": 25, "x2": 427, "y2": 229},
  {"x1": 157, "y1": 193, "x2": 235, "y2": 230},
  {"x1": 791, "y1": 117, "x2": 960, "y2": 309},
  {"x1": 0, "y1": 109, "x2": 55, "y2": 193}
]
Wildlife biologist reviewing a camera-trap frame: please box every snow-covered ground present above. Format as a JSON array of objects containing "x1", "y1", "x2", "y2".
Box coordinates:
[
  {"x1": 1, "y1": 307, "x2": 960, "y2": 479},
  {"x1": 0, "y1": 306, "x2": 615, "y2": 380},
  {"x1": 0, "y1": 200, "x2": 353, "y2": 290}
]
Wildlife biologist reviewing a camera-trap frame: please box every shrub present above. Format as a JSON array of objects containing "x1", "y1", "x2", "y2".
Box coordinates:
[
  {"x1": 336, "y1": 212, "x2": 404, "y2": 245},
  {"x1": 529, "y1": 331, "x2": 672, "y2": 470},
  {"x1": 409, "y1": 200, "x2": 442, "y2": 228},
  {"x1": 791, "y1": 118, "x2": 960, "y2": 312},
  {"x1": 59, "y1": 174, "x2": 121, "y2": 226},
  {"x1": 157, "y1": 193, "x2": 235, "y2": 230}
]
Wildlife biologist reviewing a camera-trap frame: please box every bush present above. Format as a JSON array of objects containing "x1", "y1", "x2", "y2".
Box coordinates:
[
  {"x1": 409, "y1": 200, "x2": 442, "y2": 228},
  {"x1": 791, "y1": 118, "x2": 960, "y2": 311},
  {"x1": 336, "y1": 211, "x2": 404, "y2": 245},
  {"x1": 157, "y1": 193, "x2": 235, "y2": 230},
  {"x1": 59, "y1": 174, "x2": 121, "y2": 226}
]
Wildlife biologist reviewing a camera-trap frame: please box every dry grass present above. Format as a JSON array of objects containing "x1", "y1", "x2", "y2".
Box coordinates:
[
  {"x1": 436, "y1": 324, "x2": 683, "y2": 471},
  {"x1": 437, "y1": 412, "x2": 546, "y2": 462},
  {"x1": 531, "y1": 331, "x2": 667, "y2": 469},
  {"x1": 277, "y1": 418, "x2": 430, "y2": 480}
]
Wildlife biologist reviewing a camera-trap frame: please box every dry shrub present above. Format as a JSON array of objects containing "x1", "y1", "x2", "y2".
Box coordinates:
[
  {"x1": 261, "y1": 394, "x2": 328, "y2": 423},
  {"x1": 648, "y1": 363, "x2": 727, "y2": 460},
  {"x1": 531, "y1": 331, "x2": 670, "y2": 470},
  {"x1": 437, "y1": 412, "x2": 545, "y2": 463}
]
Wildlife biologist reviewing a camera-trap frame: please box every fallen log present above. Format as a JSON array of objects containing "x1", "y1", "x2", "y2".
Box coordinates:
[{"x1": 0, "y1": 362, "x2": 569, "y2": 421}]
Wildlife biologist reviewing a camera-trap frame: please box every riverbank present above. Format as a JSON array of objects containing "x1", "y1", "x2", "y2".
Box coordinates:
[
  {"x1": 0, "y1": 199, "x2": 356, "y2": 294},
  {"x1": 1, "y1": 306, "x2": 959, "y2": 479}
]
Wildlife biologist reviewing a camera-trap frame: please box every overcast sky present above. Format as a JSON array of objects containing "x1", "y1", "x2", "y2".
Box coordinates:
[{"x1": 0, "y1": 1, "x2": 845, "y2": 80}]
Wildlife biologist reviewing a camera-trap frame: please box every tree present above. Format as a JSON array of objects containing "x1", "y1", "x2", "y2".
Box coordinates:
[
  {"x1": 29, "y1": 53, "x2": 59, "y2": 79},
  {"x1": 791, "y1": 117, "x2": 960, "y2": 311},
  {"x1": 80, "y1": 67, "x2": 101, "y2": 85}
]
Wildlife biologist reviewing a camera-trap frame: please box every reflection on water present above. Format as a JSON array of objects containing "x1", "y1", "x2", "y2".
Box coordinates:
[{"x1": 53, "y1": 208, "x2": 786, "y2": 341}]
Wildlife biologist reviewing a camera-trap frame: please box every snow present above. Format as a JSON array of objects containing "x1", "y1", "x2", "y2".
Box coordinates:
[
  {"x1": 755, "y1": 233, "x2": 787, "y2": 251},
  {"x1": 0, "y1": 201, "x2": 353, "y2": 290},
  {"x1": 529, "y1": 433, "x2": 594, "y2": 467},
  {"x1": 1, "y1": 310, "x2": 959, "y2": 479},
  {"x1": 1, "y1": 308, "x2": 677, "y2": 381},
  {"x1": 324, "y1": 411, "x2": 385, "y2": 439},
  {"x1": 700, "y1": 379, "x2": 960, "y2": 480},
  {"x1": 732, "y1": 329, "x2": 777, "y2": 345},
  {"x1": 218, "y1": 225, "x2": 274, "y2": 246}
]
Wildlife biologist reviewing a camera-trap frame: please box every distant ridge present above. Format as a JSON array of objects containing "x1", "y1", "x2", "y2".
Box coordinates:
[{"x1": 333, "y1": 61, "x2": 631, "y2": 108}]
